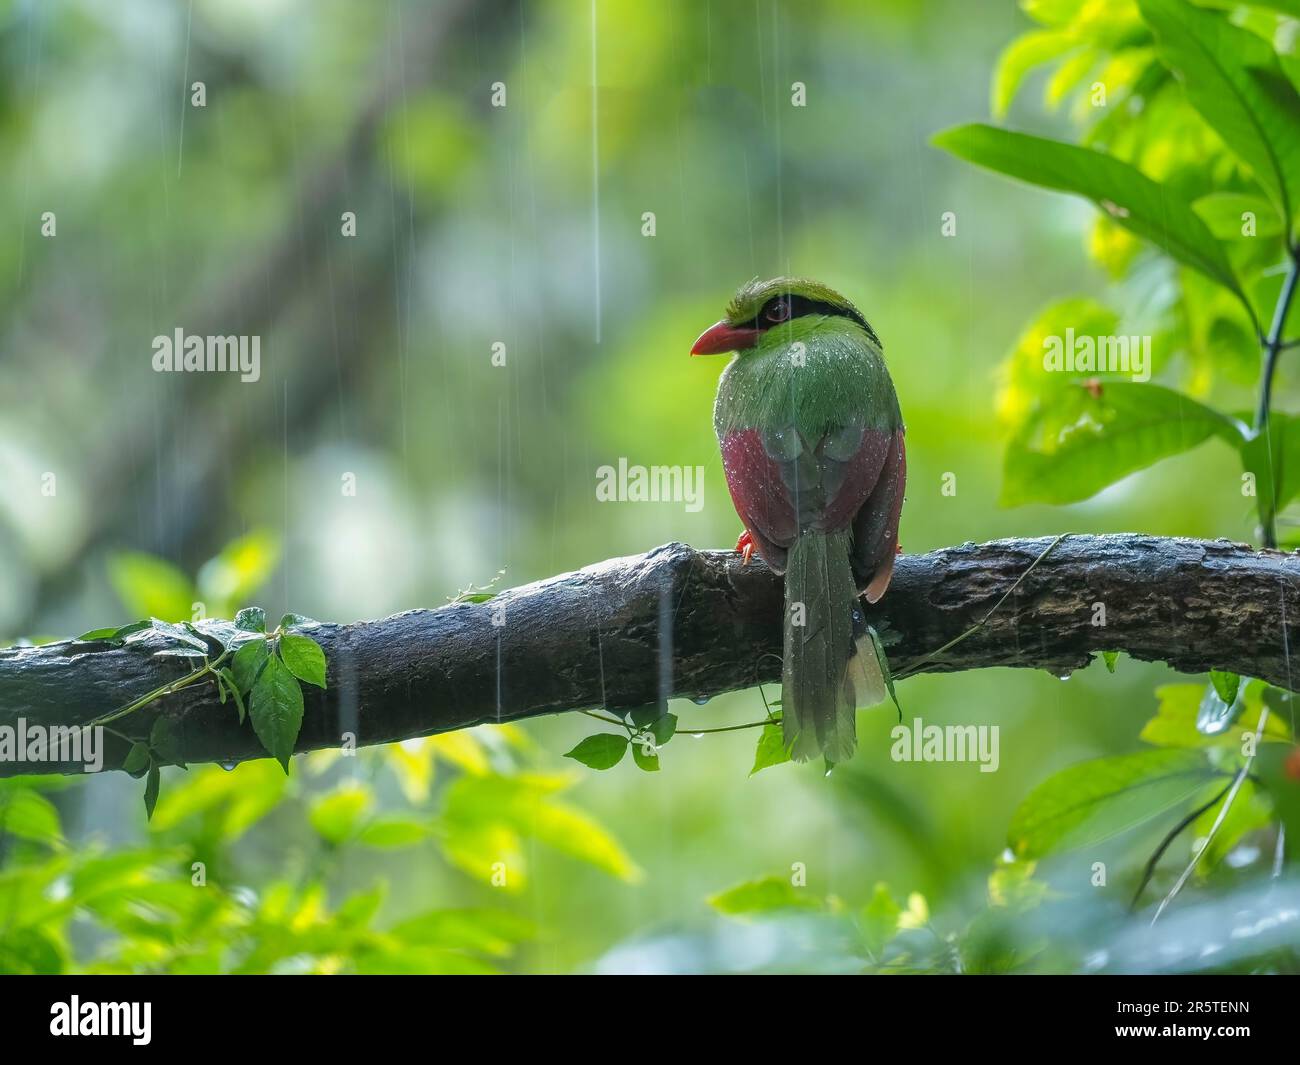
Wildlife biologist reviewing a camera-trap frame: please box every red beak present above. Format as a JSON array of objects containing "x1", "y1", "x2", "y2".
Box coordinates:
[{"x1": 691, "y1": 320, "x2": 760, "y2": 356}]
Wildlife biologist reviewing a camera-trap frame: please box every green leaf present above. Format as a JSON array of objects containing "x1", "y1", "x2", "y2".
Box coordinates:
[
  {"x1": 357, "y1": 816, "x2": 429, "y2": 848},
  {"x1": 149, "y1": 715, "x2": 187, "y2": 768},
  {"x1": 0, "y1": 926, "x2": 65, "y2": 974},
  {"x1": 1254, "y1": 743, "x2": 1300, "y2": 862},
  {"x1": 1142, "y1": 682, "x2": 1287, "y2": 746},
  {"x1": 751, "y1": 722, "x2": 792, "y2": 775},
  {"x1": 859, "y1": 883, "x2": 903, "y2": 956},
  {"x1": 353, "y1": 946, "x2": 503, "y2": 976},
  {"x1": 1239, "y1": 413, "x2": 1300, "y2": 534},
  {"x1": 0, "y1": 788, "x2": 62, "y2": 844},
  {"x1": 1194, "y1": 192, "x2": 1283, "y2": 240},
  {"x1": 230, "y1": 638, "x2": 269, "y2": 695},
  {"x1": 148, "y1": 618, "x2": 208, "y2": 652},
  {"x1": 107, "y1": 552, "x2": 196, "y2": 624},
  {"x1": 627, "y1": 708, "x2": 675, "y2": 747},
  {"x1": 1008, "y1": 749, "x2": 1219, "y2": 858},
  {"x1": 309, "y1": 786, "x2": 371, "y2": 844},
  {"x1": 1262, "y1": 687, "x2": 1300, "y2": 739},
  {"x1": 932, "y1": 123, "x2": 1250, "y2": 314},
  {"x1": 627, "y1": 704, "x2": 667, "y2": 728},
  {"x1": 563, "y1": 734, "x2": 628, "y2": 770},
  {"x1": 1045, "y1": 46, "x2": 1098, "y2": 109},
  {"x1": 1101, "y1": 650, "x2": 1120, "y2": 673},
  {"x1": 335, "y1": 884, "x2": 387, "y2": 928},
  {"x1": 440, "y1": 773, "x2": 641, "y2": 884},
  {"x1": 987, "y1": 859, "x2": 1050, "y2": 909},
  {"x1": 387, "y1": 908, "x2": 534, "y2": 955},
  {"x1": 992, "y1": 30, "x2": 1077, "y2": 118},
  {"x1": 1241, "y1": 0, "x2": 1300, "y2": 17},
  {"x1": 1140, "y1": 0, "x2": 1300, "y2": 232},
  {"x1": 143, "y1": 764, "x2": 161, "y2": 822},
  {"x1": 521, "y1": 792, "x2": 641, "y2": 881},
  {"x1": 998, "y1": 299, "x2": 1120, "y2": 422},
  {"x1": 220, "y1": 668, "x2": 247, "y2": 724},
  {"x1": 191, "y1": 618, "x2": 254, "y2": 652},
  {"x1": 650, "y1": 713, "x2": 677, "y2": 746},
  {"x1": 279, "y1": 633, "x2": 327, "y2": 688},
  {"x1": 278, "y1": 612, "x2": 320, "y2": 630},
  {"x1": 1210, "y1": 670, "x2": 1241, "y2": 709},
  {"x1": 452, "y1": 592, "x2": 498, "y2": 605},
  {"x1": 249, "y1": 654, "x2": 304, "y2": 773},
  {"x1": 122, "y1": 743, "x2": 151, "y2": 776},
  {"x1": 1002, "y1": 381, "x2": 1242, "y2": 506},
  {"x1": 1144, "y1": 683, "x2": 1230, "y2": 745},
  {"x1": 708, "y1": 875, "x2": 819, "y2": 915},
  {"x1": 149, "y1": 760, "x2": 286, "y2": 839},
  {"x1": 196, "y1": 530, "x2": 281, "y2": 615},
  {"x1": 233, "y1": 607, "x2": 266, "y2": 633},
  {"x1": 868, "y1": 626, "x2": 900, "y2": 715},
  {"x1": 77, "y1": 620, "x2": 150, "y2": 643},
  {"x1": 631, "y1": 742, "x2": 660, "y2": 772}
]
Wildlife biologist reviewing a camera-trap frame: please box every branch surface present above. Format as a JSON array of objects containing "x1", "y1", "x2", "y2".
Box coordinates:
[{"x1": 3, "y1": 534, "x2": 1297, "y2": 775}]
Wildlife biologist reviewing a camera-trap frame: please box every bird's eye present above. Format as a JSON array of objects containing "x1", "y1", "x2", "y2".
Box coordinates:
[{"x1": 765, "y1": 298, "x2": 792, "y2": 323}]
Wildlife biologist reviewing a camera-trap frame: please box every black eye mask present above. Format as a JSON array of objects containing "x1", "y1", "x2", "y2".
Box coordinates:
[{"x1": 737, "y1": 294, "x2": 880, "y2": 347}]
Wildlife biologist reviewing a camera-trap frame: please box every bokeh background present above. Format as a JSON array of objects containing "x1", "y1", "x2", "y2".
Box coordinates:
[{"x1": 0, "y1": 0, "x2": 1287, "y2": 973}]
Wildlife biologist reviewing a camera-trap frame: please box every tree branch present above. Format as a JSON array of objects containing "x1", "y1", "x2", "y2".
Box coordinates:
[{"x1": 3, "y1": 533, "x2": 1298, "y2": 776}]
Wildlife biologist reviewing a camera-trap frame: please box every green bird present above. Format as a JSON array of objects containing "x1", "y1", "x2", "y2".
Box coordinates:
[{"x1": 692, "y1": 277, "x2": 906, "y2": 763}]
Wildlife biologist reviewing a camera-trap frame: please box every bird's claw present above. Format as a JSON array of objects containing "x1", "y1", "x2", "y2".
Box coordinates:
[{"x1": 735, "y1": 529, "x2": 755, "y2": 566}]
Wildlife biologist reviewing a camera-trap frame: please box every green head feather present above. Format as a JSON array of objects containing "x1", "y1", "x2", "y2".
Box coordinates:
[
  {"x1": 711, "y1": 276, "x2": 899, "y2": 437},
  {"x1": 724, "y1": 276, "x2": 882, "y2": 349}
]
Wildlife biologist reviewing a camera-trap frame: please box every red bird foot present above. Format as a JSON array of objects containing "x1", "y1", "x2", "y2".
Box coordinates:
[{"x1": 735, "y1": 529, "x2": 756, "y2": 566}]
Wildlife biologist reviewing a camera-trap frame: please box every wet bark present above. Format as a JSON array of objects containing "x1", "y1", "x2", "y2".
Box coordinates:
[{"x1": 2, "y1": 533, "x2": 1297, "y2": 776}]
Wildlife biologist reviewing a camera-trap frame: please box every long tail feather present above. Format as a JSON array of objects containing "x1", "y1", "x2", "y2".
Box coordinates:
[{"x1": 782, "y1": 531, "x2": 884, "y2": 763}]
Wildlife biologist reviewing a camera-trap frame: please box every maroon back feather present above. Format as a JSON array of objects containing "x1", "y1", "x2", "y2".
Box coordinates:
[{"x1": 720, "y1": 424, "x2": 906, "y2": 598}]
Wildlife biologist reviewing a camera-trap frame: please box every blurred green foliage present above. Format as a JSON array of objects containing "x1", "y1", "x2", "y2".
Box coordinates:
[
  {"x1": 939, "y1": 0, "x2": 1300, "y2": 535},
  {"x1": 0, "y1": 727, "x2": 641, "y2": 973}
]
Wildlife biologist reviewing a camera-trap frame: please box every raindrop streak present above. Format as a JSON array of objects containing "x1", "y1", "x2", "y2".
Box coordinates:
[
  {"x1": 589, "y1": 0, "x2": 601, "y2": 343},
  {"x1": 176, "y1": 0, "x2": 195, "y2": 177}
]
